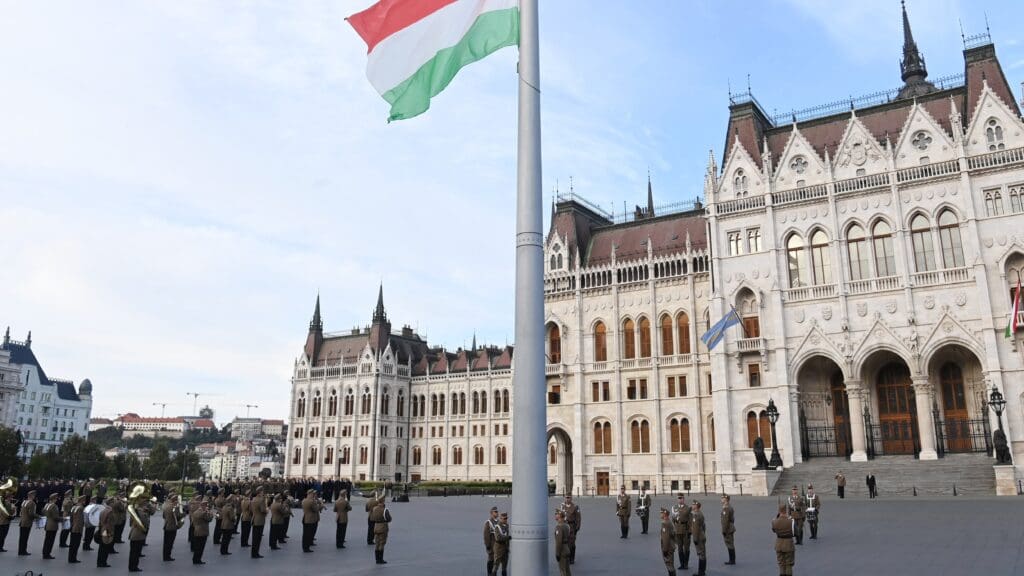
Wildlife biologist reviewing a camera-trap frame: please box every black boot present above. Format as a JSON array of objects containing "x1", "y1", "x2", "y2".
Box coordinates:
[
  {"x1": 725, "y1": 548, "x2": 735, "y2": 565},
  {"x1": 488, "y1": 560, "x2": 494, "y2": 574},
  {"x1": 620, "y1": 526, "x2": 626, "y2": 539},
  {"x1": 379, "y1": 550, "x2": 387, "y2": 564},
  {"x1": 698, "y1": 558, "x2": 706, "y2": 576},
  {"x1": 681, "y1": 549, "x2": 689, "y2": 570}
]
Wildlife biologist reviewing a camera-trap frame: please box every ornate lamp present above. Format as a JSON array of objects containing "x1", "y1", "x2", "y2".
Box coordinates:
[
  {"x1": 989, "y1": 384, "x2": 1012, "y2": 465},
  {"x1": 766, "y1": 398, "x2": 783, "y2": 469},
  {"x1": 989, "y1": 384, "x2": 1006, "y2": 432}
]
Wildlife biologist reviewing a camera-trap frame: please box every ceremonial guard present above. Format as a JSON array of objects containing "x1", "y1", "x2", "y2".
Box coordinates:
[
  {"x1": 219, "y1": 494, "x2": 237, "y2": 555},
  {"x1": 637, "y1": 486, "x2": 652, "y2": 534},
  {"x1": 83, "y1": 496, "x2": 99, "y2": 551},
  {"x1": 111, "y1": 492, "x2": 126, "y2": 545},
  {"x1": 0, "y1": 490, "x2": 13, "y2": 552},
  {"x1": 162, "y1": 493, "x2": 183, "y2": 562},
  {"x1": 269, "y1": 494, "x2": 285, "y2": 550},
  {"x1": 491, "y1": 512, "x2": 510, "y2": 576},
  {"x1": 60, "y1": 488, "x2": 74, "y2": 548},
  {"x1": 369, "y1": 497, "x2": 392, "y2": 564},
  {"x1": 690, "y1": 500, "x2": 707, "y2": 576},
  {"x1": 553, "y1": 509, "x2": 571, "y2": 576},
  {"x1": 834, "y1": 472, "x2": 846, "y2": 499},
  {"x1": 671, "y1": 494, "x2": 691, "y2": 570},
  {"x1": 659, "y1": 508, "x2": 677, "y2": 576},
  {"x1": 483, "y1": 505, "x2": 500, "y2": 574},
  {"x1": 721, "y1": 494, "x2": 736, "y2": 565},
  {"x1": 190, "y1": 498, "x2": 214, "y2": 565},
  {"x1": 68, "y1": 494, "x2": 86, "y2": 564},
  {"x1": 786, "y1": 486, "x2": 806, "y2": 545},
  {"x1": 561, "y1": 494, "x2": 581, "y2": 564},
  {"x1": 127, "y1": 497, "x2": 150, "y2": 573},
  {"x1": 301, "y1": 488, "x2": 322, "y2": 553},
  {"x1": 365, "y1": 492, "x2": 378, "y2": 545},
  {"x1": 18, "y1": 489, "x2": 40, "y2": 557},
  {"x1": 615, "y1": 485, "x2": 631, "y2": 539},
  {"x1": 333, "y1": 489, "x2": 351, "y2": 549},
  {"x1": 805, "y1": 485, "x2": 821, "y2": 540},
  {"x1": 251, "y1": 487, "x2": 267, "y2": 558},
  {"x1": 97, "y1": 497, "x2": 115, "y2": 568},
  {"x1": 771, "y1": 504, "x2": 795, "y2": 576},
  {"x1": 42, "y1": 492, "x2": 60, "y2": 559},
  {"x1": 240, "y1": 490, "x2": 253, "y2": 548},
  {"x1": 212, "y1": 491, "x2": 226, "y2": 545}
]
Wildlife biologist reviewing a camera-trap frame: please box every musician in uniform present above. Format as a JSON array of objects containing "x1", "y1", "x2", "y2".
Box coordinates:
[
  {"x1": 491, "y1": 512, "x2": 510, "y2": 576},
  {"x1": 690, "y1": 500, "x2": 707, "y2": 576},
  {"x1": 162, "y1": 492, "x2": 183, "y2": 561},
  {"x1": 127, "y1": 493, "x2": 150, "y2": 573},
  {"x1": 369, "y1": 497, "x2": 391, "y2": 565},
  {"x1": 212, "y1": 491, "x2": 226, "y2": 545},
  {"x1": 112, "y1": 491, "x2": 127, "y2": 546},
  {"x1": 269, "y1": 494, "x2": 286, "y2": 550},
  {"x1": 805, "y1": 484, "x2": 821, "y2": 540},
  {"x1": 219, "y1": 493, "x2": 238, "y2": 555},
  {"x1": 250, "y1": 486, "x2": 268, "y2": 558},
  {"x1": 281, "y1": 492, "x2": 295, "y2": 544},
  {"x1": 553, "y1": 509, "x2": 571, "y2": 576},
  {"x1": 721, "y1": 494, "x2": 736, "y2": 565},
  {"x1": 83, "y1": 496, "x2": 100, "y2": 551},
  {"x1": 68, "y1": 494, "x2": 87, "y2": 563},
  {"x1": 671, "y1": 494, "x2": 691, "y2": 570},
  {"x1": 240, "y1": 490, "x2": 253, "y2": 548},
  {"x1": 637, "y1": 486, "x2": 652, "y2": 534},
  {"x1": 660, "y1": 508, "x2": 677, "y2": 576},
  {"x1": 483, "y1": 506, "x2": 500, "y2": 574},
  {"x1": 97, "y1": 497, "x2": 116, "y2": 568},
  {"x1": 301, "y1": 488, "x2": 322, "y2": 553},
  {"x1": 42, "y1": 491, "x2": 60, "y2": 559},
  {"x1": 786, "y1": 486, "x2": 806, "y2": 545},
  {"x1": 365, "y1": 491, "x2": 378, "y2": 545},
  {"x1": 18, "y1": 489, "x2": 38, "y2": 556},
  {"x1": 60, "y1": 488, "x2": 74, "y2": 548},
  {"x1": 834, "y1": 471, "x2": 846, "y2": 499},
  {"x1": 333, "y1": 489, "x2": 351, "y2": 549},
  {"x1": 0, "y1": 490, "x2": 13, "y2": 552},
  {"x1": 771, "y1": 504, "x2": 795, "y2": 576},
  {"x1": 561, "y1": 494, "x2": 581, "y2": 564},
  {"x1": 615, "y1": 485, "x2": 631, "y2": 539},
  {"x1": 190, "y1": 498, "x2": 214, "y2": 565}
]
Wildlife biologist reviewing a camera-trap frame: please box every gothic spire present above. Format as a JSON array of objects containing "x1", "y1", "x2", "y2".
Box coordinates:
[
  {"x1": 3, "y1": 326, "x2": 8, "y2": 346},
  {"x1": 309, "y1": 293, "x2": 322, "y2": 331},
  {"x1": 373, "y1": 284, "x2": 387, "y2": 323},
  {"x1": 646, "y1": 171, "x2": 655, "y2": 217},
  {"x1": 898, "y1": 1, "x2": 934, "y2": 98}
]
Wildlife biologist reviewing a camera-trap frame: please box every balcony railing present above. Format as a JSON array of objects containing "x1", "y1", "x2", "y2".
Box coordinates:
[
  {"x1": 967, "y1": 146, "x2": 1024, "y2": 171},
  {"x1": 736, "y1": 337, "x2": 764, "y2": 353},
  {"x1": 784, "y1": 283, "x2": 838, "y2": 302},
  {"x1": 659, "y1": 353, "x2": 695, "y2": 367},
  {"x1": 773, "y1": 183, "x2": 828, "y2": 206},
  {"x1": 896, "y1": 159, "x2": 959, "y2": 184},
  {"x1": 589, "y1": 362, "x2": 610, "y2": 372},
  {"x1": 911, "y1": 266, "x2": 970, "y2": 287},
  {"x1": 545, "y1": 363, "x2": 563, "y2": 375},
  {"x1": 717, "y1": 195, "x2": 766, "y2": 215},
  {"x1": 620, "y1": 359, "x2": 636, "y2": 369},
  {"x1": 847, "y1": 275, "x2": 901, "y2": 295},
  {"x1": 834, "y1": 172, "x2": 889, "y2": 195}
]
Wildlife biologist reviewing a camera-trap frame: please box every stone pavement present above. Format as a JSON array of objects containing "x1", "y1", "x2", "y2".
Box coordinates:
[{"x1": 2, "y1": 494, "x2": 1023, "y2": 575}]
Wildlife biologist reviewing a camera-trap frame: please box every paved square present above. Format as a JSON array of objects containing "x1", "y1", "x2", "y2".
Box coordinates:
[{"x1": 2, "y1": 494, "x2": 1023, "y2": 575}]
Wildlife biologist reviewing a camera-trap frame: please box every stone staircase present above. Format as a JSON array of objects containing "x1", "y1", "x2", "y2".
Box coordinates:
[{"x1": 770, "y1": 453, "x2": 997, "y2": 497}]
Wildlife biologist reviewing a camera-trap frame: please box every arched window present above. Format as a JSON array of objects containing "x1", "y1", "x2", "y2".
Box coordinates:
[
  {"x1": 379, "y1": 445, "x2": 388, "y2": 465},
  {"x1": 810, "y1": 230, "x2": 832, "y2": 285},
  {"x1": 412, "y1": 446, "x2": 422, "y2": 466},
  {"x1": 986, "y1": 118, "x2": 1005, "y2": 151},
  {"x1": 452, "y1": 446, "x2": 462, "y2": 465},
  {"x1": 502, "y1": 390, "x2": 510, "y2": 413},
  {"x1": 734, "y1": 169, "x2": 748, "y2": 196},
  {"x1": 341, "y1": 446, "x2": 350, "y2": 465},
  {"x1": 397, "y1": 391, "x2": 405, "y2": 417},
  {"x1": 292, "y1": 447, "x2": 301, "y2": 465},
  {"x1": 396, "y1": 447, "x2": 403, "y2": 466},
  {"x1": 660, "y1": 314, "x2": 674, "y2": 356},
  {"x1": 911, "y1": 214, "x2": 936, "y2": 272},
  {"x1": 472, "y1": 391, "x2": 480, "y2": 414},
  {"x1": 786, "y1": 234, "x2": 807, "y2": 287},
  {"x1": 669, "y1": 417, "x2": 690, "y2": 452},
  {"x1": 594, "y1": 321, "x2": 608, "y2": 362},
  {"x1": 872, "y1": 221, "x2": 896, "y2": 277},
  {"x1": 593, "y1": 421, "x2": 612, "y2": 454},
  {"x1": 937, "y1": 210, "x2": 964, "y2": 268},
  {"x1": 460, "y1": 392, "x2": 467, "y2": 415},
  {"x1": 985, "y1": 190, "x2": 1004, "y2": 216},
  {"x1": 549, "y1": 443, "x2": 557, "y2": 464},
  {"x1": 550, "y1": 254, "x2": 557, "y2": 270},
  {"x1": 557, "y1": 254, "x2": 563, "y2": 269},
  {"x1": 759, "y1": 410, "x2": 772, "y2": 448},
  {"x1": 296, "y1": 393, "x2": 306, "y2": 418},
  {"x1": 328, "y1": 391, "x2": 338, "y2": 417},
  {"x1": 747, "y1": 411, "x2": 758, "y2": 448},
  {"x1": 432, "y1": 446, "x2": 442, "y2": 466},
  {"x1": 439, "y1": 393, "x2": 446, "y2": 416},
  {"x1": 709, "y1": 417, "x2": 716, "y2": 451},
  {"x1": 847, "y1": 224, "x2": 870, "y2": 281},
  {"x1": 361, "y1": 388, "x2": 372, "y2": 415},
  {"x1": 622, "y1": 318, "x2": 636, "y2": 359},
  {"x1": 308, "y1": 446, "x2": 318, "y2": 465},
  {"x1": 359, "y1": 446, "x2": 368, "y2": 465},
  {"x1": 381, "y1": 391, "x2": 390, "y2": 416},
  {"x1": 1010, "y1": 186, "x2": 1022, "y2": 213},
  {"x1": 496, "y1": 445, "x2": 507, "y2": 465},
  {"x1": 547, "y1": 323, "x2": 562, "y2": 364},
  {"x1": 676, "y1": 312, "x2": 691, "y2": 354},
  {"x1": 630, "y1": 420, "x2": 651, "y2": 453},
  {"x1": 344, "y1": 389, "x2": 354, "y2": 416},
  {"x1": 474, "y1": 445, "x2": 485, "y2": 465},
  {"x1": 481, "y1": 391, "x2": 488, "y2": 414},
  {"x1": 431, "y1": 394, "x2": 439, "y2": 417},
  {"x1": 638, "y1": 317, "x2": 652, "y2": 358}
]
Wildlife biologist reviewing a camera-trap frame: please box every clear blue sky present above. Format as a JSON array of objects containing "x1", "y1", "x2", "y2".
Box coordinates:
[{"x1": 1, "y1": 1, "x2": 1021, "y2": 422}]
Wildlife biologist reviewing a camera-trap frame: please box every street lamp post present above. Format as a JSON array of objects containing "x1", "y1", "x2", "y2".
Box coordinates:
[
  {"x1": 988, "y1": 384, "x2": 1012, "y2": 464},
  {"x1": 766, "y1": 398, "x2": 783, "y2": 470},
  {"x1": 989, "y1": 384, "x2": 1006, "y2": 433}
]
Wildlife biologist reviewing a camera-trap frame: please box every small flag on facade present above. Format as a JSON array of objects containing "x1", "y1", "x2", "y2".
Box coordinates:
[
  {"x1": 347, "y1": 0, "x2": 520, "y2": 122},
  {"x1": 701, "y1": 307, "x2": 742, "y2": 351},
  {"x1": 1006, "y1": 278, "x2": 1021, "y2": 339}
]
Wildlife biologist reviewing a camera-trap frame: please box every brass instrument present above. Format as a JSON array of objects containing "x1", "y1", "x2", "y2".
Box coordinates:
[
  {"x1": 0, "y1": 477, "x2": 16, "y2": 517},
  {"x1": 127, "y1": 482, "x2": 151, "y2": 533}
]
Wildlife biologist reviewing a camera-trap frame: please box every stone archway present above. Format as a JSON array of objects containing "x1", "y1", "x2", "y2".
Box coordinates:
[
  {"x1": 796, "y1": 355, "x2": 850, "y2": 459},
  {"x1": 547, "y1": 427, "x2": 573, "y2": 495},
  {"x1": 924, "y1": 343, "x2": 989, "y2": 455}
]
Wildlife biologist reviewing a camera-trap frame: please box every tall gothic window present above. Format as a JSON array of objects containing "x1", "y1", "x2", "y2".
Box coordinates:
[
  {"x1": 986, "y1": 118, "x2": 1005, "y2": 151},
  {"x1": 847, "y1": 224, "x2": 870, "y2": 281},
  {"x1": 547, "y1": 323, "x2": 561, "y2": 364},
  {"x1": 660, "y1": 314, "x2": 673, "y2": 356},
  {"x1": 669, "y1": 417, "x2": 690, "y2": 452},
  {"x1": 638, "y1": 317, "x2": 652, "y2": 358},
  {"x1": 734, "y1": 169, "x2": 748, "y2": 196},
  {"x1": 810, "y1": 230, "x2": 832, "y2": 285},
  {"x1": 594, "y1": 321, "x2": 608, "y2": 362},
  {"x1": 872, "y1": 221, "x2": 896, "y2": 277},
  {"x1": 985, "y1": 190, "x2": 1004, "y2": 216},
  {"x1": 1010, "y1": 186, "x2": 1022, "y2": 213},
  {"x1": 622, "y1": 318, "x2": 636, "y2": 359},
  {"x1": 676, "y1": 312, "x2": 691, "y2": 354},
  {"x1": 787, "y1": 234, "x2": 807, "y2": 287},
  {"x1": 911, "y1": 214, "x2": 936, "y2": 272},
  {"x1": 397, "y1": 391, "x2": 405, "y2": 417},
  {"x1": 937, "y1": 210, "x2": 965, "y2": 268},
  {"x1": 629, "y1": 420, "x2": 651, "y2": 453},
  {"x1": 593, "y1": 421, "x2": 612, "y2": 454}
]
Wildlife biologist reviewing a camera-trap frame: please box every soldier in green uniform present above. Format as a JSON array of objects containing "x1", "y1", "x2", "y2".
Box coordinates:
[
  {"x1": 332, "y1": 489, "x2": 351, "y2": 549},
  {"x1": 690, "y1": 500, "x2": 707, "y2": 576},
  {"x1": 671, "y1": 494, "x2": 691, "y2": 570},
  {"x1": 127, "y1": 497, "x2": 150, "y2": 573},
  {"x1": 615, "y1": 485, "x2": 631, "y2": 539},
  {"x1": 369, "y1": 498, "x2": 391, "y2": 564},
  {"x1": 269, "y1": 494, "x2": 286, "y2": 550},
  {"x1": 786, "y1": 486, "x2": 806, "y2": 545},
  {"x1": 251, "y1": 487, "x2": 268, "y2": 558},
  {"x1": 805, "y1": 485, "x2": 821, "y2": 540},
  {"x1": 161, "y1": 492, "x2": 183, "y2": 562},
  {"x1": 721, "y1": 494, "x2": 736, "y2": 565},
  {"x1": 491, "y1": 512, "x2": 510, "y2": 576},
  {"x1": 771, "y1": 504, "x2": 795, "y2": 576},
  {"x1": 554, "y1": 509, "x2": 571, "y2": 576},
  {"x1": 637, "y1": 486, "x2": 652, "y2": 534},
  {"x1": 239, "y1": 490, "x2": 253, "y2": 547},
  {"x1": 484, "y1": 506, "x2": 499, "y2": 574},
  {"x1": 659, "y1": 508, "x2": 677, "y2": 576},
  {"x1": 67, "y1": 494, "x2": 87, "y2": 564},
  {"x1": 42, "y1": 492, "x2": 60, "y2": 559},
  {"x1": 219, "y1": 494, "x2": 237, "y2": 555},
  {"x1": 0, "y1": 491, "x2": 14, "y2": 552},
  {"x1": 60, "y1": 488, "x2": 74, "y2": 548},
  {"x1": 562, "y1": 494, "x2": 581, "y2": 564},
  {"x1": 190, "y1": 498, "x2": 214, "y2": 565}
]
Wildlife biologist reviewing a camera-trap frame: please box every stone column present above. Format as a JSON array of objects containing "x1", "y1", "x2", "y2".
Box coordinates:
[
  {"x1": 846, "y1": 380, "x2": 867, "y2": 462},
  {"x1": 912, "y1": 376, "x2": 938, "y2": 460}
]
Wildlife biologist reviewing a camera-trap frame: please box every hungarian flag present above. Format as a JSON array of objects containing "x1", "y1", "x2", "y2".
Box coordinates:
[
  {"x1": 347, "y1": 0, "x2": 520, "y2": 122},
  {"x1": 1007, "y1": 278, "x2": 1022, "y2": 339}
]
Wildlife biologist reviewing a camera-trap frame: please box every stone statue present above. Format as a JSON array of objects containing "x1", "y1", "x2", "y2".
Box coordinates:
[
  {"x1": 752, "y1": 436, "x2": 770, "y2": 470},
  {"x1": 993, "y1": 429, "x2": 1012, "y2": 465}
]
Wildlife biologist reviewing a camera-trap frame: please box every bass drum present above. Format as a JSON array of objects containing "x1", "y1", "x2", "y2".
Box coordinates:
[{"x1": 85, "y1": 503, "x2": 106, "y2": 528}]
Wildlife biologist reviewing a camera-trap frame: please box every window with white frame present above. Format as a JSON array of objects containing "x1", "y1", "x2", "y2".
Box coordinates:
[
  {"x1": 747, "y1": 228, "x2": 762, "y2": 253},
  {"x1": 728, "y1": 232, "x2": 743, "y2": 255}
]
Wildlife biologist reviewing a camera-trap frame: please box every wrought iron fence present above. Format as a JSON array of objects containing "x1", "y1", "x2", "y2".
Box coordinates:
[
  {"x1": 863, "y1": 411, "x2": 921, "y2": 459},
  {"x1": 933, "y1": 414, "x2": 991, "y2": 457},
  {"x1": 799, "y1": 410, "x2": 853, "y2": 460}
]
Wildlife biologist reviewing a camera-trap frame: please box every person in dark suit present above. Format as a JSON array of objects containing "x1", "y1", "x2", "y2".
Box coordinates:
[{"x1": 866, "y1": 473, "x2": 877, "y2": 498}]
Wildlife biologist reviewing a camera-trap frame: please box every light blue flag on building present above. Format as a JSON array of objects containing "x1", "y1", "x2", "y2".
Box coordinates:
[{"x1": 701, "y1": 307, "x2": 743, "y2": 350}]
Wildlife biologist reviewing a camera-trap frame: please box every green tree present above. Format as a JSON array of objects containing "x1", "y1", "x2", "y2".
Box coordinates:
[
  {"x1": 198, "y1": 405, "x2": 214, "y2": 419},
  {"x1": 143, "y1": 441, "x2": 171, "y2": 480},
  {"x1": 0, "y1": 425, "x2": 24, "y2": 477},
  {"x1": 58, "y1": 435, "x2": 109, "y2": 479},
  {"x1": 87, "y1": 426, "x2": 124, "y2": 450},
  {"x1": 125, "y1": 434, "x2": 154, "y2": 449}
]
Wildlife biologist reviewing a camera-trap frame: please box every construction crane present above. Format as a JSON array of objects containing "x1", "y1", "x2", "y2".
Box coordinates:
[
  {"x1": 186, "y1": 392, "x2": 202, "y2": 416},
  {"x1": 152, "y1": 402, "x2": 169, "y2": 418},
  {"x1": 244, "y1": 404, "x2": 259, "y2": 418}
]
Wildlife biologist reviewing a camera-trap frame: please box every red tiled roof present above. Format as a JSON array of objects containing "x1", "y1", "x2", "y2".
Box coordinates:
[
  {"x1": 192, "y1": 419, "x2": 215, "y2": 428},
  {"x1": 587, "y1": 213, "x2": 707, "y2": 266},
  {"x1": 118, "y1": 415, "x2": 185, "y2": 424},
  {"x1": 261, "y1": 419, "x2": 284, "y2": 425}
]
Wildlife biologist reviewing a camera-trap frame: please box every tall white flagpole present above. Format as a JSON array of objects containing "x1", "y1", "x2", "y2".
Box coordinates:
[{"x1": 509, "y1": 0, "x2": 548, "y2": 574}]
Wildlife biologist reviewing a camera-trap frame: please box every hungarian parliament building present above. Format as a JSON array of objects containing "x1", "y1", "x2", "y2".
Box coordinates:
[{"x1": 286, "y1": 13, "x2": 1024, "y2": 494}]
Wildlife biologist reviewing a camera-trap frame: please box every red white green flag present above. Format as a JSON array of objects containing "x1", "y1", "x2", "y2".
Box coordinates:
[
  {"x1": 1007, "y1": 278, "x2": 1021, "y2": 339},
  {"x1": 347, "y1": 0, "x2": 520, "y2": 122}
]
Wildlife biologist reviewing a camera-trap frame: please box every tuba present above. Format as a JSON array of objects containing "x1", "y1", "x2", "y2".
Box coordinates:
[
  {"x1": 0, "y1": 477, "x2": 16, "y2": 516},
  {"x1": 127, "y1": 482, "x2": 151, "y2": 533}
]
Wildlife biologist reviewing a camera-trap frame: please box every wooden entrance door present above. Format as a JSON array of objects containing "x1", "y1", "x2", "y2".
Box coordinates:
[
  {"x1": 940, "y1": 363, "x2": 971, "y2": 452},
  {"x1": 596, "y1": 472, "x2": 610, "y2": 496},
  {"x1": 877, "y1": 363, "x2": 917, "y2": 454},
  {"x1": 830, "y1": 372, "x2": 851, "y2": 456}
]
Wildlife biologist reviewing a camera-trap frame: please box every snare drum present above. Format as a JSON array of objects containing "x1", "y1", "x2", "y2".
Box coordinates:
[
  {"x1": 34, "y1": 517, "x2": 47, "y2": 529},
  {"x1": 62, "y1": 518, "x2": 72, "y2": 530}
]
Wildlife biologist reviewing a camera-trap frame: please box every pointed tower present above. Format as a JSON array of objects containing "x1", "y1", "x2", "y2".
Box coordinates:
[
  {"x1": 2, "y1": 326, "x2": 8, "y2": 347},
  {"x1": 898, "y1": 1, "x2": 935, "y2": 98},
  {"x1": 304, "y1": 294, "x2": 324, "y2": 362},
  {"x1": 646, "y1": 172, "x2": 655, "y2": 217},
  {"x1": 369, "y1": 284, "x2": 392, "y2": 355}
]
